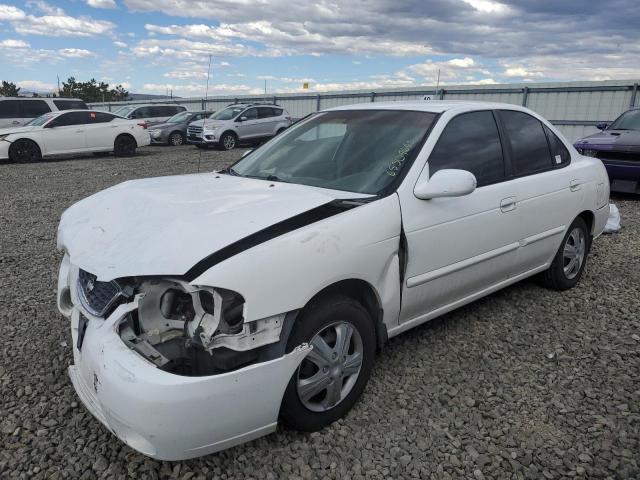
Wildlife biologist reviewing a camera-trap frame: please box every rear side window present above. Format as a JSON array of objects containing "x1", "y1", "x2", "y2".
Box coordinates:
[
  {"x1": 273, "y1": 108, "x2": 283, "y2": 116},
  {"x1": 89, "y1": 111, "x2": 116, "y2": 123},
  {"x1": 0, "y1": 99, "x2": 20, "y2": 118},
  {"x1": 21, "y1": 100, "x2": 51, "y2": 118},
  {"x1": 499, "y1": 110, "x2": 553, "y2": 175},
  {"x1": 54, "y1": 100, "x2": 87, "y2": 111},
  {"x1": 258, "y1": 107, "x2": 275, "y2": 119},
  {"x1": 428, "y1": 111, "x2": 505, "y2": 187},
  {"x1": 544, "y1": 125, "x2": 570, "y2": 166}
]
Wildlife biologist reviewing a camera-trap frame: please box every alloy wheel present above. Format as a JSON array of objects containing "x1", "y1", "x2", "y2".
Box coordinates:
[
  {"x1": 223, "y1": 134, "x2": 236, "y2": 150},
  {"x1": 563, "y1": 227, "x2": 586, "y2": 279},
  {"x1": 296, "y1": 321, "x2": 363, "y2": 412}
]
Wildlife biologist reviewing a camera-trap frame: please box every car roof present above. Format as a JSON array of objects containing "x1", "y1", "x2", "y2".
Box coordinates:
[
  {"x1": 324, "y1": 100, "x2": 532, "y2": 114},
  {"x1": 0, "y1": 96, "x2": 84, "y2": 101}
]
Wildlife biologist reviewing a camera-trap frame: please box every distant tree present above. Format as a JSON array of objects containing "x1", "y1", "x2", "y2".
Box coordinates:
[
  {"x1": 0, "y1": 81, "x2": 21, "y2": 97},
  {"x1": 59, "y1": 77, "x2": 130, "y2": 102}
]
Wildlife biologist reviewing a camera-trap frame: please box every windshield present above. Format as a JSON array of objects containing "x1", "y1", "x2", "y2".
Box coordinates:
[
  {"x1": 26, "y1": 112, "x2": 58, "y2": 126},
  {"x1": 608, "y1": 109, "x2": 640, "y2": 130},
  {"x1": 113, "y1": 106, "x2": 136, "y2": 117},
  {"x1": 166, "y1": 111, "x2": 193, "y2": 123},
  {"x1": 232, "y1": 110, "x2": 437, "y2": 195},
  {"x1": 209, "y1": 106, "x2": 246, "y2": 121}
]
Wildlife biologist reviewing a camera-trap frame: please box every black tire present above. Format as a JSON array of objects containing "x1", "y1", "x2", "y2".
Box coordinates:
[
  {"x1": 114, "y1": 135, "x2": 137, "y2": 157},
  {"x1": 220, "y1": 131, "x2": 237, "y2": 150},
  {"x1": 8, "y1": 139, "x2": 42, "y2": 163},
  {"x1": 280, "y1": 295, "x2": 376, "y2": 432},
  {"x1": 168, "y1": 131, "x2": 184, "y2": 146},
  {"x1": 540, "y1": 216, "x2": 591, "y2": 291}
]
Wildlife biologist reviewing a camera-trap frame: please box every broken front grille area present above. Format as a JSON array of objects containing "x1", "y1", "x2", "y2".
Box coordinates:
[{"x1": 77, "y1": 269, "x2": 127, "y2": 318}]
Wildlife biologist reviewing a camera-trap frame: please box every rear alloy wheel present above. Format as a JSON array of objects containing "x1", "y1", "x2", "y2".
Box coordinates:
[
  {"x1": 168, "y1": 132, "x2": 184, "y2": 146},
  {"x1": 9, "y1": 139, "x2": 42, "y2": 163},
  {"x1": 220, "y1": 132, "x2": 237, "y2": 150},
  {"x1": 281, "y1": 295, "x2": 375, "y2": 431},
  {"x1": 540, "y1": 216, "x2": 590, "y2": 290},
  {"x1": 114, "y1": 135, "x2": 137, "y2": 157}
]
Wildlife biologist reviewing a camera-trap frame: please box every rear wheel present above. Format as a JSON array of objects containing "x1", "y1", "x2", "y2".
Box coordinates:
[
  {"x1": 9, "y1": 139, "x2": 41, "y2": 163},
  {"x1": 280, "y1": 295, "x2": 375, "y2": 431},
  {"x1": 168, "y1": 131, "x2": 184, "y2": 146},
  {"x1": 114, "y1": 135, "x2": 137, "y2": 157},
  {"x1": 220, "y1": 132, "x2": 237, "y2": 150},
  {"x1": 540, "y1": 216, "x2": 590, "y2": 290}
]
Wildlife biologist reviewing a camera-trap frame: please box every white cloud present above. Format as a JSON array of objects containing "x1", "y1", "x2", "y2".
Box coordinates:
[
  {"x1": 58, "y1": 48, "x2": 93, "y2": 58},
  {"x1": 0, "y1": 3, "x2": 115, "y2": 37},
  {"x1": 0, "y1": 39, "x2": 30, "y2": 48},
  {"x1": 86, "y1": 0, "x2": 117, "y2": 8},
  {"x1": 16, "y1": 79, "x2": 56, "y2": 92},
  {"x1": 113, "y1": 40, "x2": 128, "y2": 48},
  {"x1": 141, "y1": 82, "x2": 263, "y2": 96},
  {"x1": 461, "y1": 0, "x2": 510, "y2": 14}
]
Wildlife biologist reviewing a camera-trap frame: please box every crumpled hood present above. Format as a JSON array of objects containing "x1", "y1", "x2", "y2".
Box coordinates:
[
  {"x1": 0, "y1": 126, "x2": 38, "y2": 136},
  {"x1": 58, "y1": 173, "x2": 363, "y2": 281},
  {"x1": 574, "y1": 129, "x2": 640, "y2": 150}
]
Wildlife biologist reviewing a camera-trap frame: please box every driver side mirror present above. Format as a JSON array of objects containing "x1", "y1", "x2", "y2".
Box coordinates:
[
  {"x1": 414, "y1": 169, "x2": 477, "y2": 200},
  {"x1": 596, "y1": 122, "x2": 608, "y2": 130},
  {"x1": 238, "y1": 116, "x2": 248, "y2": 122}
]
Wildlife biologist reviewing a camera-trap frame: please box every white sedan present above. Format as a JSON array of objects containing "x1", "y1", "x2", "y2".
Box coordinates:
[
  {"x1": 56, "y1": 101, "x2": 609, "y2": 460},
  {"x1": 0, "y1": 109, "x2": 150, "y2": 162}
]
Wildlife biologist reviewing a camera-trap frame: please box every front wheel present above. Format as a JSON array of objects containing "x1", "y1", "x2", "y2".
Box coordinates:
[
  {"x1": 220, "y1": 132, "x2": 237, "y2": 150},
  {"x1": 540, "y1": 216, "x2": 590, "y2": 290},
  {"x1": 280, "y1": 295, "x2": 375, "y2": 431},
  {"x1": 114, "y1": 135, "x2": 137, "y2": 157},
  {"x1": 168, "y1": 132, "x2": 184, "y2": 146},
  {"x1": 9, "y1": 139, "x2": 42, "y2": 163}
]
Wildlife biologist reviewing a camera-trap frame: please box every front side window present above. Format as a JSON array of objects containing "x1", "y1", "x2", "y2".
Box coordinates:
[
  {"x1": 166, "y1": 111, "x2": 192, "y2": 123},
  {"x1": 209, "y1": 106, "x2": 245, "y2": 120},
  {"x1": 21, "y1": 100, "x2": 51, "y2": 118},
  {"x1": 608, "y1": 109, "x2": 640, "y2": 130},
  {"x1": 49, "y1": 111, "x2": 89, "y2": 127},
  {"x1": 113, "y1": 105, "x2": 136, "y2": 117},
  {"x1": 241, "y1": 108, "x2": 258, "y2": 120},
  {"x1": 26, "y1": 112, "x2": 57, "y2": 126},
  {"x1": 428, "y1": 111, "x2": 505, "y2": 187},
  {"x1": 500, "y1": 110, "x2": 553, "y2": 176},
  {"x1": 232, "y1": 110, "x2": 437, "y2": 195}
]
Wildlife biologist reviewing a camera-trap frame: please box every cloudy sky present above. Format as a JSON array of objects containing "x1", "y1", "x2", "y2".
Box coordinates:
[{"x1": 0, "y1": 0, "x2": 638, "y2": 97}]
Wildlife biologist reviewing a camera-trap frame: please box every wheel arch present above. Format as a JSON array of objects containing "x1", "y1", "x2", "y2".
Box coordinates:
[
  {"x1": 8, "y1": 137, "x2": 43, "y2": 160},
  {"x1": 115, "y1": 132, "x2": 137, "y2": 146},
  {"x1": 221, "y1": 129, "x2": 238, "y2": 140},
  {"x1": 301, "y1": 279, "x2": 387, "y2": 351},
  {"x1": 577, "y1": 210, "x2": 595, "y2": 236}
]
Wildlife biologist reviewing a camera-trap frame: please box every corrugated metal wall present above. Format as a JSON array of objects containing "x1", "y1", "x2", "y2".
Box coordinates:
[{"x1": 90, "y1": 80, "x2": 640, "y2": 142}]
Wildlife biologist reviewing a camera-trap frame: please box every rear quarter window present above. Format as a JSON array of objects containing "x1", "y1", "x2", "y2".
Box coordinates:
[
  {"x1": 54, "y1": 100, "x2": 87, "y2": 111},
  {"x1": 544, "y1": 125, "x2": 570, "y2": 166}
]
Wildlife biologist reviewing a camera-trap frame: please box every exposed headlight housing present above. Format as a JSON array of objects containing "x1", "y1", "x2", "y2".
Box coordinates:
[{"x1": 580, "y1": 149, "x2": 599, "y2": 157}]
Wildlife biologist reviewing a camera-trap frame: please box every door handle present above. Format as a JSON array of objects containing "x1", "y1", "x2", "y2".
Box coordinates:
[
  {"x1": 570, "y1": 179, "x2": 582, "y2": 192},
  {"x1": 500, "y1": 196, "x2": 517, "y2": 212},
  {"x1": 12, "y1": 120, "x2": 20, "y2": 124}
]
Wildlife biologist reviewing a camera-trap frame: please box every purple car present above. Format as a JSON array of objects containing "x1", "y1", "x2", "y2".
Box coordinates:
[{"x1": 574, "y1": 107, "x2": 640, "y2": 193}]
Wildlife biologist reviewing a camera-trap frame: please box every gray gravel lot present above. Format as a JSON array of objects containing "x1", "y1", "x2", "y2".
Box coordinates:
[{"x1": 0, "y1": 146, "x2": 639, "y2": 479}]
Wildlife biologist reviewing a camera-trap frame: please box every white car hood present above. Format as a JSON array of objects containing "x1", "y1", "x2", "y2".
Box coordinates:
[
  {"x1": 58, "y1": 173, "x2": 367, "y2": 281},
  {"x1": 0, "y1": 126, "x2": 38, "y2": 135}
]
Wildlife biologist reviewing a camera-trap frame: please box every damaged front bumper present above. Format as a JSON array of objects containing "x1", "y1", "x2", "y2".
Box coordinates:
[{"x1": 65, "y1": 295, "x2": 310, "y2": 460}]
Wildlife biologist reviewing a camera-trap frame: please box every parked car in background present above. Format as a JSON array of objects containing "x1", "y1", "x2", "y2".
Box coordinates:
[
  {"x1": 112, "y1": 104, "x2": 186, "y2": 126},
  {"x1": 57, "y1": 101, "x2": 608, "y2": 460},
  {"x1": 0, "y1": 110, "x2": 150, "y2": 162},
  {"x1": 187, "y1": 103, "x2": 292, "y2": 150},
  {"x1": 574, "y1": 107, "x2": 640, "y2": 193},
  {"x1": 0, "y1": 97, "x2": 87, "y2": 128},
  {"x1": 149, "y1": 110, "x2": 209, "y2": 146}
]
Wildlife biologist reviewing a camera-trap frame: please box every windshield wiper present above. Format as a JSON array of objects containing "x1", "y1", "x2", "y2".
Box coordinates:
[
  {"x1": 266, "y1": 174, "x2": 287, "y2": 182},
  {"x1": 219, "y1": 166, "x2": 241, "y2": 176}
]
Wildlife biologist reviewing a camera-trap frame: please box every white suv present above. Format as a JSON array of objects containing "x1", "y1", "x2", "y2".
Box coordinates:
[
  {"x1": 187, "y1": 103, "x2": 292, "y2": 150},
  {"x1": 0, "y1": 97, "x2": 87, "y2": 128}
]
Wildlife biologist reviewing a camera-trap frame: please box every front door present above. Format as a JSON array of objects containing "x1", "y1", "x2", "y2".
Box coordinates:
[
  {"x1": 235, "y1": 107, "x2": 260, "y2": 139},
  {"x1": 40, "y1": 111, "x2": 88, "y2": 154},
  {"x1": 399, "y1": 110, "x2": 520, "y2": 324}
]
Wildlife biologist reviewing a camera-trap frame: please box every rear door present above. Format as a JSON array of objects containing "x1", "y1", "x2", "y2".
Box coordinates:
[
  {"x1": 497, "y1": 110, "x2": 579, "y2": 274},
  {"x1": 84, "y1": 111, "x2": 118, "y2": 149},
  {"x1": 257, "y1": 107, "x2": 278, "y2": 136},
  {"x1": 40, "y1": 111, "x2": 89, "y2": 153}
]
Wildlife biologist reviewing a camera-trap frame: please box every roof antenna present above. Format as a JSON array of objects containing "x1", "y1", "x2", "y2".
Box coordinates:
[
  {"x1": 198, "y1": 54, "x2": 213, "y2": 174},
  {"x1": 436, "y1": 68, "x2": 440, "y2": 99}
]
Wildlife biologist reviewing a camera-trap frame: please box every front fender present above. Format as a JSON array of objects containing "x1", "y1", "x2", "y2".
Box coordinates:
[{"x1": 191, "y1": 194, "x2": 403, "y2": 331}]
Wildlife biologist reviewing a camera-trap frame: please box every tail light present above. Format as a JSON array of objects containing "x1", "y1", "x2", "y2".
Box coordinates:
[{"x1": 138, "y1": 122, "x2": 148, "y2": 129}]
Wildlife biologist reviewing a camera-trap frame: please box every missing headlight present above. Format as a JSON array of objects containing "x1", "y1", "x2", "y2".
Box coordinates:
[{"x1": 160, "y1": 288, "x2": 195, "y2": 322}]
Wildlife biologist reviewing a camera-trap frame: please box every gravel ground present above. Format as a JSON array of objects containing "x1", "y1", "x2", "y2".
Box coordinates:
[{"x1": 0, "y1": 146, "x2": 638, "y2": 479}]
